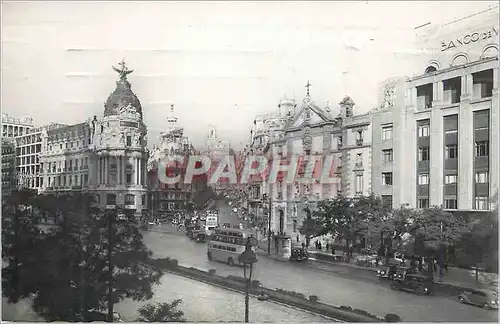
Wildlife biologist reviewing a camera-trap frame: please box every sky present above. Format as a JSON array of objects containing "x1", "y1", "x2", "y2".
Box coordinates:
[{"x1": 2, "y1": 1, "x2": 498, "y2": 149}]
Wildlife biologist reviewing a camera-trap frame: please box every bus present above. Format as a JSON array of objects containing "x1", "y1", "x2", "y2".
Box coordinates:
[
  {"x1": 205, "y1": 212, "x2": 218, "y2": 233},
  {"x1": 207, "y1": 228, "x2": 257, "y2": 266}
]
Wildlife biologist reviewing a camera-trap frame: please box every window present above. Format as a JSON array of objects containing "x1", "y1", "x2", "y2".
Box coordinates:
[
  {"x1": 84, "y1": 174, "x2": 88, "y2": 184},
  {"x1": 355, "y1": 174, "x2": 363, "y2": 194},
  {"x1": 382, "y1": 172, "x2": 393, "y2": 185},
  {"x1": 445, "y1": 145, "x2": 458, "y2": 159},
  {"x1": 356, "y1": 153, "x2": 363, "y2": 165},
  {"x1": 293, "y1": 220, "x2": 297, "y2": 232},
  {"x1": 125, "y1": 194, "x2": 135, "y2": 205},
  {"x1": 106, "y1": 194, "x2": 116, "y2": 205},
  {"x1": 444, "y1": 199, "x2": 457, "y2": 210},
  {"x1": 381, "y1": 195, "x2": 393, "y2": 210},
  {"x1": 475, "y1": 171, "x2": 488, "y2": 183},
  {"x1": 475, "y1": 141, "x2": 489, "y2": 157},
  {"x1": 126, "y1": 173, "x2": 132, "y2": 185},
  {"x1": 382, "y1": 149, "x2": 393, "y2": 163},
  {"x1": 382, "y1": 125, "x2": 393, "y2": 140},
  {"x1": 337, "y1": 136, "x2": 343, "y2": 148},
  {"x1": 126, "y1": 136, "x2": 132, "y2": 146},
  {"x1": 418, "y1": 125, "x2": 430, "y2": 137},
  {"x1": 445, "y1": 174, "x2": 457, "y2": 184},
  {"x1": 356, "y1": 131, "x2": 363, "y2": 146},
  {"x1": 418, "y1": 147, "x2": 430, "y2": 161},
  {"x1": 474, "y1": 196, "x2": 489, "y2": 210},
  {"x1": 418, "y1": 173, "x2": 429, "y2": 185},
  {"x1": 417, "y1": 198, "x2": 429, "y2": 209},
  {"x1": 142, "y1": 195, "x2": 146, "y2": 206}
]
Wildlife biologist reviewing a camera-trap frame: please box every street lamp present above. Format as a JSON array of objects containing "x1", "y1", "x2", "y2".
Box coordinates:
[{"x1": 238, "y1": 237, "x2": 257, "y2": 323}]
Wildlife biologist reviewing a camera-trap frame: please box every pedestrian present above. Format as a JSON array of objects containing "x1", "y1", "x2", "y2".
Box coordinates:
[
  {"x1": 301, "y1": 242, "x2": 305, "y2": 249},
  {"x1": 318, "y1": 241, "x2": 322, "y2": 251},
  {"x1": 326, "y1": 242, "x2": 330, "y2": 251},
  {"x1": 296, "y1": 234, "x2": 299, "y2": 242}
]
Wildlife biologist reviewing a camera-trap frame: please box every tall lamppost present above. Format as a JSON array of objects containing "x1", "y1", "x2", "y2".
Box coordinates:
[
  {"x1": 238, "y1": 237, "x2": 257, "y2": 323},
  {"x1": 262, "y1": 193, "x2": 272, "y2": 255}
]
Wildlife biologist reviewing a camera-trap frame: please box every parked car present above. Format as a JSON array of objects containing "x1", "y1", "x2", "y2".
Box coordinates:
[
  {"x1": 377, "y1": 265, "x2": 398, "y2": 280},
  {"x1": 195, "y1": 231, "x2": 207, "y2": 243},
  {"x1": 458, "y1": 289, "x2": 498, "y2": 309},
  {"x1": 290, "y1": 246, "x2": 308, "y2": 261},
  {"x1": 391, "y1": 274, "x2": 434, "y2": 295}
]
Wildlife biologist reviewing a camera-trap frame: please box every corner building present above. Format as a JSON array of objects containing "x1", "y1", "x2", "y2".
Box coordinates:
[
  {"x1": 40, "y1": 61, "x2": 148, "y2": 215},
  {"x1": 371, "y1": 8, "x2": 499, "y2": 211}
]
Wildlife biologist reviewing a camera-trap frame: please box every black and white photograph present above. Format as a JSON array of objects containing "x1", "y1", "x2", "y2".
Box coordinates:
[{"x1": 1, "y1": 1, "x2": 499, "y2": 322}]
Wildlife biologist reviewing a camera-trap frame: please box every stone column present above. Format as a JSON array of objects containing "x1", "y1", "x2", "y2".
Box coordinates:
[
  {"x1": 138, "y1": 158, "x2": 142, "y2": 186},
  {"x1": 430, "y1": 106, "x2": 443, "y2": 207},
  {"x1": 98, "y1": 157, "x2": 102, "y2": 184},
  {"x1": 432, "y1": 80, "x2": 443, "y2": 106},
  {"x1": 135, "y1": 157, "x2": 139, "y2": 185},
  {"x1": 458, "y1": 74, "x2": 473, "y2": 210},
  {"x1": 104, "y1": 156, "x2": 108, "y2": 185},
  {"x1": 490, "y1": 67, "x2": 499, "y2": 210}
]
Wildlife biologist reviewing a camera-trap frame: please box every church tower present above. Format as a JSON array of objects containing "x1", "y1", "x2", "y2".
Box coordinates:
[{"x1": 89, "y1": 60, "x2": 148, "y2": 216}]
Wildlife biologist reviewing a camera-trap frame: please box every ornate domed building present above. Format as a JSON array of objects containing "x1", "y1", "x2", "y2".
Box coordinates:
[{"x1": 88, "y1": 60, "x2": 149, "y2": 215}]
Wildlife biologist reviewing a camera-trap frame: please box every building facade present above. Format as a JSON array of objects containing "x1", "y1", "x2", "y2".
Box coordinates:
[
  {"x1": 2, "y1": 113, "x2": 34, "y2": 138},
  {"x1": 147, "y1": 104, "x2": 197, "y2": 217},
  {"x1": 40, "y1": 61, "x2": 149, "y2": 215},
  {"x1": 371, "y1": 7, "x2": 499, "y2": 211},
  {"x1": 2, "y1": 138, "x2": 16, "y2": 198}
]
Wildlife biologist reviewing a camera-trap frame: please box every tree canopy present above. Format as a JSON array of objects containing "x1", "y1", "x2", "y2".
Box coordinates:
[
  {"x1": 2, "y1": 191, "x2": 163, "y2": 322},
  {"x1": 137, "y1": 300, "x2": 186, "y2": 322}
]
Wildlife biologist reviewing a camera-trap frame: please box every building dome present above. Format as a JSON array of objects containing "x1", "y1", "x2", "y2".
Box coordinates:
[{"x1": 103, "y1": 60, "x2": 143, "y2": 118}]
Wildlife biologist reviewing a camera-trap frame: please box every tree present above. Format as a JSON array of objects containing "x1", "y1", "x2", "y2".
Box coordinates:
[
  {"x1": 4, "y1": 192, "x2": 164, "y2": 322},
  {"x1": 299, "y1": 216, "x2": 325, "y2": 248},
  {"x1": 408, "y1": 207, "x2": 469, "y2": 275},
  {"x1": 137, "y1": 300, "x2": 186, "y2": 322},
  {"x1": 2, "y1": 189, "x2": 45, "y2": 303}
]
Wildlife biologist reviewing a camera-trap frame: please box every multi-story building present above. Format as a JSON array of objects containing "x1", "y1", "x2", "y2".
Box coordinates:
[
  {"x1": 2, "y1": 138, "x2": 16, "y2": 198},
  {"x1": 15, "y1": 127, "x2": 43, "y2": 190},
  {"x1": 40, "y1": 60, "x2": 149, "y2": 216},
  {"x1": 40, "y1": 122, "x2": 93, "y2": 194},
  {"x1": 371, "y1": 7, "x2": 499, "y2": 212},
  {"x1": 147, "y1": 104, "x2": 197, "y2": 217},
  {"x1": 2, "y1": 113, "x2": 34, "y2": 138}
]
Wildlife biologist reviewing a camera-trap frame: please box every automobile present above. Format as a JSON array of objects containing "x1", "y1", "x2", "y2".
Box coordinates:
[
  {"x1": 393, "y1": 266, "x2": 416, "y2": 281},
  {"x1": 222, "y1": 223, "x2": 231, "y2": 228},
  {"x1": 377, "y1": 265, "x2": 398, "y2": 280},
  {"x1": 458, "y1": 289, "x2": 499, "y2": 309},
  {"x1": 290, "y1": 246, "x2": 308, "y2": 261},
  {"x1": 391, "y1": 273, "x2": 434, "y2": 295},
  {"x1": 195, "y1": 231, "x2": 207, "y2": 243}
]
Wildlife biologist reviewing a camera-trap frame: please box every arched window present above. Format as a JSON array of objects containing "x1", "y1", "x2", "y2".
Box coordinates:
[
  {"x1": 451, "y1": 54, "x2": 468, "y2": 67},
  {"x1": 425, "y1": 66, "x2": 437, "y2": 74},
  {"x1": 481, "y1": 45, "x2": 499, "y2": 59},
  {"x1": 125, "y1": 194, "x2": 135, "y2": 205}
]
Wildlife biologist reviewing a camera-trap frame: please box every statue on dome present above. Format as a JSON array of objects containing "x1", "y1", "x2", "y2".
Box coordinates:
[{"x1": 113, "y1": 59, "x2": 134, "y2": 81}]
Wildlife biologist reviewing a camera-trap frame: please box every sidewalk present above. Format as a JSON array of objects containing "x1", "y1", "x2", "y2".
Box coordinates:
[{"x1": 257, "y1": 245, "x2": 494, "y2": 291}]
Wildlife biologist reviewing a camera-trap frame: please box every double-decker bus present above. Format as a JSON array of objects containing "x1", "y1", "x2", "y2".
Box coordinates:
[{"x1": 207, "y1": 228, "x2": 257, "y2": 266}]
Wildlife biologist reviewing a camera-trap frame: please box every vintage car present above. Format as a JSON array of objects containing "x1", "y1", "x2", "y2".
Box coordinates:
[
  {"x1": 290, "y1": 246, "x2": 309, "y2": 261},
  {"x1": 377, "y1": 265, "x2": 398, "y2": 280},
  {"x1": 393, "y1": 266, "x2": 416, "y2": 281},
  {"x1": 391, "y1": 274, "x2": 434, "y2": 295},
  {"x1": 195, "y1": 231, "x2": 207, "y2": 243},
  {"x1": 458, "y1": 289, "x2": 498, "y2": 309}
]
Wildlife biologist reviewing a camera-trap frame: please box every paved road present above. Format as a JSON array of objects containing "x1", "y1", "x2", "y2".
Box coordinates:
[{"x1": 146, "y1": 200, "x2": 498, "y2": 322}]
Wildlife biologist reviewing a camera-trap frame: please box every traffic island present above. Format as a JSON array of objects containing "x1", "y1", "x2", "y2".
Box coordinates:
[{"x1": 149, "y1": 257, "x2": 402, "y2": 322}]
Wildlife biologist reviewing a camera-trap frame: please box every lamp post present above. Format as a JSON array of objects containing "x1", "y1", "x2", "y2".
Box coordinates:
[
  {"x1": 238, "y1": 237, "x2": 257, "y2": 323},
  {"x1": 262, "y1": 193, "x2": 272, "y2": 255}
]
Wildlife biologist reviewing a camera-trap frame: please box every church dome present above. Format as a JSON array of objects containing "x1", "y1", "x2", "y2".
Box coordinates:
[{"x1": 103, "y1": 60, "x2": 143, "y2": 118}]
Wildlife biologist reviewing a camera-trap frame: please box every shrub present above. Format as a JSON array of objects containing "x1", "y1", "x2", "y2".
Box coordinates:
[
  {"x1": 385, "y1": 313, "x2": 402, "y2": 322},
  {"x1": 309, "y1": 295, "x2": 318, "y2": 302}
]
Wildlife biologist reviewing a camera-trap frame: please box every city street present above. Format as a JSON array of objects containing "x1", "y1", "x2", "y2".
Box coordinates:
[{"x1": 145, "y1": 199, "x2": 498, "y2": 322}]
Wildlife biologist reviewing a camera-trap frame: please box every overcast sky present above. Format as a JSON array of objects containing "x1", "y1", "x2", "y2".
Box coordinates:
[{"x1": 2, "y1": 1, "x2": 497, "y2": 149}]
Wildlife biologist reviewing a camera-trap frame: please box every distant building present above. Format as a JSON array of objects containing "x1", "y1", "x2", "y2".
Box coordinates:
[
  {"x1": 2, "y1": 113, "x2": 34, "y2": 138},
  {"x1": 147, "y1": 104, "x2": 198, "y2": 217},
  {"x1": 371, "y1": 7, "x2": 499, "y2": 211},
  {"x1": 1, "y1": 138, "x2": 16, "y2": 198}
]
